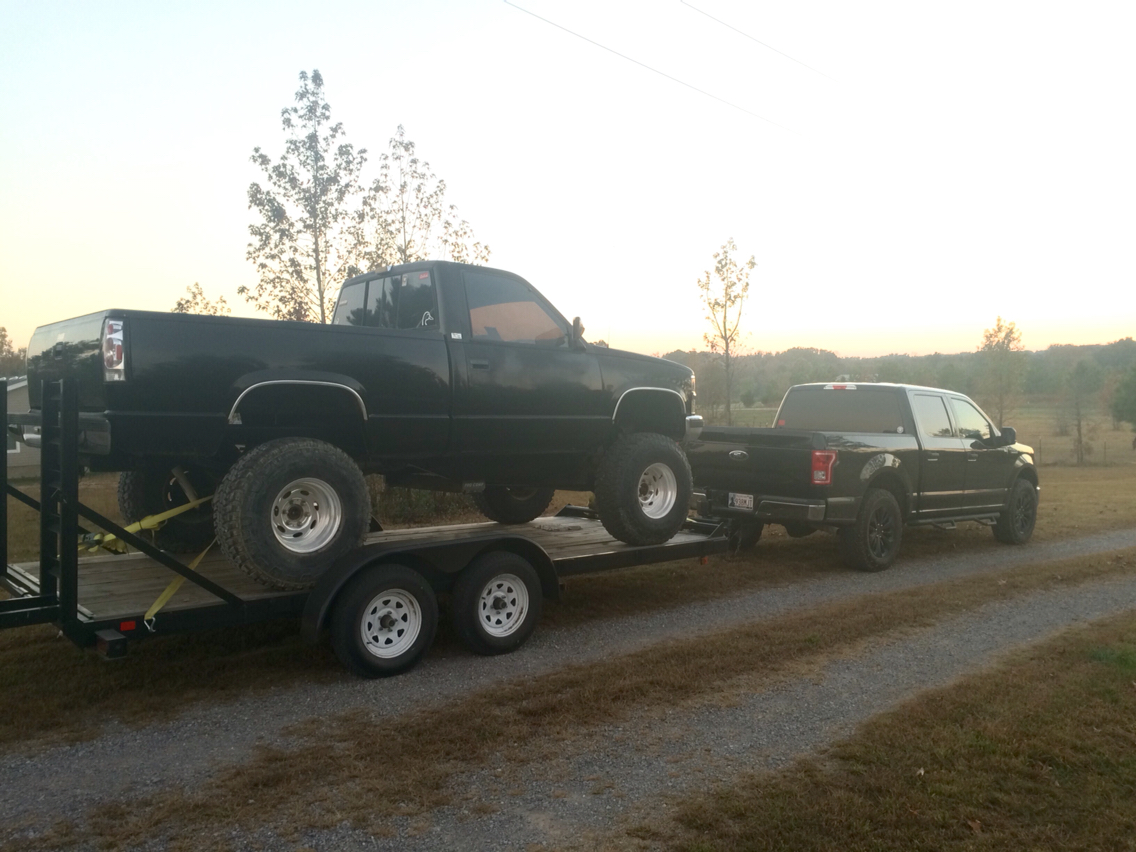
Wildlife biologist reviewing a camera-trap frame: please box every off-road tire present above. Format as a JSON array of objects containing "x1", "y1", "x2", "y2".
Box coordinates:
[
  {"x1": 838, "y1": 487, "x2": 902, "y2": 572},
  {"x1": 213, "y1": 438, "x2": 369, "y2": 590},
  {"x1": 993, "y1": 478, "x2": 1038, "y2": 544},
  {"x1": 451, "y1": 551, "x2": 543, "y2": 656},
  {"x1": 594, "y1": 432, "x2": 692, "y2": 546},
  {"x1": 330, "y1": 563, "x2": 438, "y2": 678},
  {"x1": 117, "y1": 466, "x2": 218, "y2": 553},
  {"x1": 474, "y1": 487, "x2": 555, "y2": 524}
]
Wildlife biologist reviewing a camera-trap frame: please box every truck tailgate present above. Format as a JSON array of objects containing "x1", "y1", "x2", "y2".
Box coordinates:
[
  {"x1": 25, "y1": 312, "x2": 110, "y2": 410},
  {"x1": 688, "y1": 426, "x2": 824, "y2": 497}
]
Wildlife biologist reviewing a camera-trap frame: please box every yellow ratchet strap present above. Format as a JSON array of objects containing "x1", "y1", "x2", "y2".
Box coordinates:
[
  {"x1": 81, "y1": 495, "x2": 213, "y2": 554},
  {"x1": 144, "y1": 539, "x2": 216, "y2": 629}
]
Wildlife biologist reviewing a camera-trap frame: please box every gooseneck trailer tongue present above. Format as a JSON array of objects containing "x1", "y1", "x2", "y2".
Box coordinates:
[{"x1": 2, "y1": 380, "x2": 727, "y2": 677}]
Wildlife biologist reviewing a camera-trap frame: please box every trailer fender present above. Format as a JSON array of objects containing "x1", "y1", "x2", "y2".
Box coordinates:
[{"x1": 301, "y1": 534, "x2": 559, "y2": 643}]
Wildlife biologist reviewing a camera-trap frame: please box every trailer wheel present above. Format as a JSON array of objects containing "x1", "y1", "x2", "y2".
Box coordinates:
[
  {"x1": 452, "y1": 551, "x2": 543, "y2": 655},
  {"x1": 213, "y1": 438, "x2": 369, "y2": 589},
  {"x1": 474, "y1": 487, "x2": 555, "y2": 524},
  {"x1": 838, "y1": 488, "x2": 902, "y2": 572},
  {"x1": 118, "y1": 466, "x2": 217, "y2": 553},
  {"x1": 330, "y1": 563, "x2": 438, "y2": 678},
  {"x1": 594, "y1": 432, "x2": 692, "y2": 546},
  {"x1": 993, "y1": 478, "x2": 1037, "y2": 544}
]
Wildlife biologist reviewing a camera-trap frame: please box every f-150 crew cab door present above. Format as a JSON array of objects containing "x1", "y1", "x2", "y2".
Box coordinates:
[
  {"x1": 452, "y1": 268, "x2": 606, "y2": 484},
  {"x1": 908, "y1": 391, "x2": 969, "y2": 516},
  {"x1": 949, "y1": 396, "x2": 1014, "y2": 511}
]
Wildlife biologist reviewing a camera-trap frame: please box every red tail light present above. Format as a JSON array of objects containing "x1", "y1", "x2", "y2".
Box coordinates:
[{"x1": 811, "y1": 450, "x2": 836, "y2": 485}]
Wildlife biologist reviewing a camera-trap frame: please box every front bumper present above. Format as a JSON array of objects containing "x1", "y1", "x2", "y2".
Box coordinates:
[{"x1": 684, "y1": 415, "x2": 704, "y2": 442}]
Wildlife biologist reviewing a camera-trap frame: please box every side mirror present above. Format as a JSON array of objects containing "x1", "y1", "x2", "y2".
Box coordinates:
[
  {"x1": 570, "y1": 316, "x2": 586, "y2": 351},
  {"x1": 1000, "y1": 426, "x2": 1016, "y2": 446}
]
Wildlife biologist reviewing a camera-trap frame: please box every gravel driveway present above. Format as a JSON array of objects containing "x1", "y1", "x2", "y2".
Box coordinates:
[{"x1": 2, "y1": 527, "x2": 1135, "y2": 849}]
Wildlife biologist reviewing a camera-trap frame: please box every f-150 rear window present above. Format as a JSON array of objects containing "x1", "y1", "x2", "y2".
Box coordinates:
[{"x1": 776, "y1": 388, "x2": 905, "y2": 433}]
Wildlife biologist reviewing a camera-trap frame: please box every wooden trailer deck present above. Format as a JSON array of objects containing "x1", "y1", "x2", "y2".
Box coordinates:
[{"x1": 10, "y1": 515, "x2": 720, "y2": 621}]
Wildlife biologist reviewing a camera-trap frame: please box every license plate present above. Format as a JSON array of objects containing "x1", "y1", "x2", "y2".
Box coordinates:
[{"x1": 728, "y1": 492, "x2": 754, "y2": 510}]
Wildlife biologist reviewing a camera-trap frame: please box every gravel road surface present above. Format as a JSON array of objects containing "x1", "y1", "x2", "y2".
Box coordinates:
[{"x1": 2, "y1": 527, "x2": 1134, "y2": 849}]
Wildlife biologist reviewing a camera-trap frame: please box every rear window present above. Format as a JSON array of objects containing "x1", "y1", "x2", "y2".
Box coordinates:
[{"x1": 776, "y1": 388, "x2": 905, "y2": 433}]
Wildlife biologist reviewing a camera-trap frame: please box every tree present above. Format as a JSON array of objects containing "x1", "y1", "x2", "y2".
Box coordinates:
[
  {"x1": 172, "y1": 283, "x2": 231, "y2": 316},
  {"x1": 697, "y1": 238, "x2": 755, "y2": 426},
  {"x1": 0, "y1": 327, "x2": 27, "y2": 377},
  {"x1": 353, "y1": 125, "x2": 489, "y2": 269},
  {"x1": 1112, "y1": 366, "x2": 1136, "y2": 431},
  {"x1": 1067, "y1": 359, "x2": 1104, "y2": 465},
  {"x1": 242, "y1": 70, "x2": 367, "y2": 323},
  {"x1": 976, "y1": 316, "x2": 1025, "y2": 429}
]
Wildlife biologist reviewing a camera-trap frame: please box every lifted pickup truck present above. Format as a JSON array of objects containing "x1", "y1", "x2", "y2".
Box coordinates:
[
  {"x1": 8, "y1": 261, "x2": 702, "y2": 587},
  {"x1": 689, "y1": 382, "x2": 1039, "y2": 571}
]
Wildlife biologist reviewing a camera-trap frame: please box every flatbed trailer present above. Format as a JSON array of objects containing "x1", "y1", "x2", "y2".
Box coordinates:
[{"x1": 2, "y1": 380, "x2": 729, "y2": 676}]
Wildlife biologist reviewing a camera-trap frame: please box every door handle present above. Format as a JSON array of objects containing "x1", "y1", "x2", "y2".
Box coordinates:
[
  {"x1": 926, "y1": 452, "x2": 939, "y2": 461},
  {"x1": 470, "y1": 359, "x2": 490, "y2": 370},
  {"x1": 967, "y1": 453, "x2": 978, "y2": 461}
]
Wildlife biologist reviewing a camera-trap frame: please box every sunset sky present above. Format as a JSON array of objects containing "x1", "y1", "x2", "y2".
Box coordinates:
[{"x1": 2, "y1": 0, "x2": 1133, "y2": 359}]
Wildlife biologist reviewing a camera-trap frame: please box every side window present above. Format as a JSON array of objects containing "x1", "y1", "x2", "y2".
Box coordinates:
[
  {"x1": 396, "y1": 272, "x2": 439, "y2": 331},
  {"x1": 911, "y1": 394, "x2": 955, "y2": 438},
  {"x1": 464, "y1": 270, "x2": 567, "y2": 345},
  {"x1": 950, "y1": 399, "x2": 994, "y2": 442},
  {"x1": 367, "y1": 276, "x2": 398, "y2": 329},
  {"x1": 332, "y1": 281, "x2": 368, "y2": 326}
]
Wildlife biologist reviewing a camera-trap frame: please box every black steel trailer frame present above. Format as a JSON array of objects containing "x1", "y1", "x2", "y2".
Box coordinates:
[{"x1": 2, "y1": 379, "x2": 729, "y2": 672}]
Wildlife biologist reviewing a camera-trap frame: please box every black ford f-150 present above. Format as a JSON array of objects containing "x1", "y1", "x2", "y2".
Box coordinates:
[
  {"x1": 688, "y1": 382, "x2": 1039, "y2": 570},
  {"x1": 8, "y1": 260, "x2": 702, "y2": 587}
]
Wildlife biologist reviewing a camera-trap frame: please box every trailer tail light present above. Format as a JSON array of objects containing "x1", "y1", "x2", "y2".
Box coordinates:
[
  {"x1": 812, "y1": 450, "x2": 837, "y2": 485},
  {"x1": 102, "y1": 318, "x2": 126, "y2": 381}
]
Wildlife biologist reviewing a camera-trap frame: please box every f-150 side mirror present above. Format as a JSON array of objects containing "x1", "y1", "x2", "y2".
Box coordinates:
[
  {"x1": 570, "y1": 316, "x2": 586, "y2": 351},
  {"x1": 999, "y1": 426, "x2": 1016, "y2": 446}
]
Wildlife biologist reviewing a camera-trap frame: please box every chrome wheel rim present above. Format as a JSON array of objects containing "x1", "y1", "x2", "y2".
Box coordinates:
[
  {"x1": 638, "y1": 463, "x2": 678, "y2": 519},
  {"x1": 477, "y1": 573, "x2": 529, "y2": 637},
  {"x1": 867, "y1": 506, "x2": 897, "y2": 560},
  {"x1": 360, "y1": 589, "x2": 422, "y2": 658},
  {"x1": 270, "y1": 477, "x2": 342, "y2": 553}
]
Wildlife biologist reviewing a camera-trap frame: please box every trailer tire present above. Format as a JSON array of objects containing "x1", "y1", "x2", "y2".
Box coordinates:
[
  {"x1": 213, "y1": 438, "x2": 369, "y2": 590},
  {"x1": 330, "y1": 563, "x2": 438, "y2": 678},
  {"x1": 474, "y1": 487, "x2": 555, "y2": 524},
  {"x1": 118, "y1": 466, "x2": 217, "y2": 553},
  {"x1": 594, "y1": 432, "x2": 692, "y2": 546},
  {"x1": 452, "y1": 551, "x2": 542, "y2": 656},
  {"x1": 993, "y1": 478, "x2": 1038, "y2": 544},
  {"x1": 838, "y1": 487, "x2": 902, "y2": 572}
]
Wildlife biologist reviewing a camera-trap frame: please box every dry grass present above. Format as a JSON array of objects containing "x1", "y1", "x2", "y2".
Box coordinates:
[
  {"x1": 645, "y1": 607, "x2": 1136, "y2": 852},
  {"x1": 14, "y1": 546, "x2": 1136, "y2": 851}
]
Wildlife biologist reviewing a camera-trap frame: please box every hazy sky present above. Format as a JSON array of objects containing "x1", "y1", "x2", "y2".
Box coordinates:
[{"x1": 2, "y1": 1, "x2": 1133, "y2": 358}]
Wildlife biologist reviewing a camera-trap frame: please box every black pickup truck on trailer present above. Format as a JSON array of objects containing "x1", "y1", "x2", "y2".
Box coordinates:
[
  {"x1": 689, "y1": 382, "x2": 1040, "y2": 571},
  {"x1": 1, "y1": 380, "x2": 727, "y2": 677},
  {"x1": 8, "y1": 261, "x2": 702, "y2": 588}
]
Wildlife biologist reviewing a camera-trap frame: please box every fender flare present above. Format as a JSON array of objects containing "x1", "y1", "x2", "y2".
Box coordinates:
[{"x1": 227, "y1": 371, "x2": 368, "y2": 424}]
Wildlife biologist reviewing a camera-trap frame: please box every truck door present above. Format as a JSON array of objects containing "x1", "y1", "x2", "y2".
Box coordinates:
[
  {"x1": 451, "y1": 268, "x2": 606, "y2": 484},
  {"x1": 908, "y1": 392, "x2": 969, "y2": 516},
  {"x1": 949, "y1": 397, "x2": 1014, "y2": 512}
]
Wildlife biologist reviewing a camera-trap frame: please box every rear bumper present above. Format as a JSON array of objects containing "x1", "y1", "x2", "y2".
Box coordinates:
[
  {"x1": 8, "y1": 410, "x2": 112, "y2": 454},
  {"x1": 701, "y1": 488, "x2": 858, "y2": 526}
]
